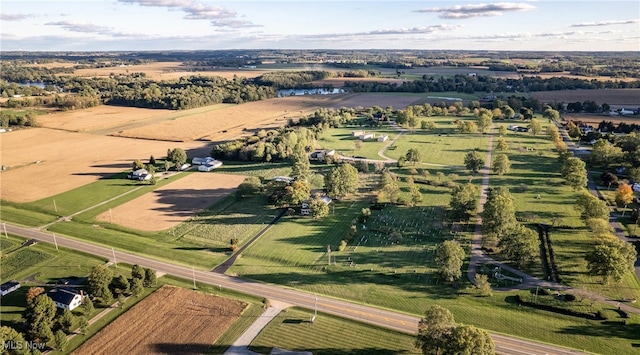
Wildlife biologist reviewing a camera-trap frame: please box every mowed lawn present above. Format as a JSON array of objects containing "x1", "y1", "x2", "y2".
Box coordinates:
[
  {"x1": 385, "y1": 115, "x2": 490, "y2": 166},
  {"x1": 489, "y1": 121, "x2": 640, "y2": 303},
  {"x1": 250, "y1": 307, "x2": 420, "y2": 354}
]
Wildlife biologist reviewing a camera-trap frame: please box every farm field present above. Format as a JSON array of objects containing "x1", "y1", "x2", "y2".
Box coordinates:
[
  {"x1": 113, "y1": 94, "x2": 354, "y2": 142},
  {"x1": 36, "y1": 104, "x2": 234, "y2": 135},
  {"x1": 563, "y1": 113, "x2": 640, "y2": 127},
  {"x1": 531, "y1": 89, "x2": 640, "y2": 107},
  {"x1": 74, "y1": 285, "x2": 246, "y2": 355},
  {"x1": 325, "y1": 92, "x2": 425, "y2": 109},
  {"x1": 249, "y1": 307, "x2": 420, "y2": 354},
  {"x1": 96, "y1": 172, "x2": 247, "y2": 231},
  {"x1": 0, "y1": 128, "x2": 210, "y2": 202}
]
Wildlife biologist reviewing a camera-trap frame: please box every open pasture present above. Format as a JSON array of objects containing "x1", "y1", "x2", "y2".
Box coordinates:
[
  {"x1": 113, "y1": 94, "x2": 356, "y2": 142},
  {"x1": 96, "y1": 172, "x2": 246, "y2": 231},
  {"x1": 75, "y1": 286, "x2": 246, "y2": 355},
  {"x1": 0, "y1": 128, "x2": 209, "y2": 202}
]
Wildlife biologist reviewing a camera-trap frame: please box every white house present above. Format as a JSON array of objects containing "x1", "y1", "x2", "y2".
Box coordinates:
[
  {"x1": 359, "y1": 133, "x2": 375, "y2": 141},
  {"x1": 352, "y1": 130, "x2": 364, "y2": 137},
  {"x1": 198, "y1": 160, "x2": 223, "y2": 172},
  {"x1": 310, "y1": 149, "x2": 335, "y2": 162},
  {"x1": 377, "y1": 134, "x2": 389, "y2": 142},
  {"x1": 127, "y1": 169, "x2": 151, "y2": 181},
  {"x1": 47, "y1": 288, "x2": 84, "y2": 311},
  {"x1": 0, "y1": 281, "x2": 20, "y2": 296},
  {"x1": 192, "y1": 157, "x2": 215, "y2": 165}
]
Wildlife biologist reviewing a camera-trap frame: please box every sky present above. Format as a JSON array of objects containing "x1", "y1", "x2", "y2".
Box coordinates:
[{"x1": 1, "y1": 0, "x2": 639, "y2": 52}]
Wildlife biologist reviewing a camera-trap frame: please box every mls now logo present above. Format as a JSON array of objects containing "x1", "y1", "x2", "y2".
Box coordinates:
[{"x1": 3, "y1": 340, "x2": 47, "y2": 351}]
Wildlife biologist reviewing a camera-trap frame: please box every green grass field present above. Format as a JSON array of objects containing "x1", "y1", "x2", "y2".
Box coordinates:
[{"x1": 250, "y1": 307, "x2": 420, "y2": 354}]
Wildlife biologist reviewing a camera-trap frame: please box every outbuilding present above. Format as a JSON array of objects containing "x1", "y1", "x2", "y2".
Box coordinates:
[
  {"x1": 0, "y1": 281, "x2": 20, "y2": 296},
  {"x1": 47, "y1": 288, "x2": 84, "y2": 311},
  {"x1": 198, "y1": 160, "x2": 223, "y2": 172}
]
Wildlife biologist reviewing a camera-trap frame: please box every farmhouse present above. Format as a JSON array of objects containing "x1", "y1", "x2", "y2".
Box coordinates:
[
  {"x1": 192, "y1": 157, "x2": 215, "y2": 165},
  {"x1": 352, "y1": 130, "x2": 364, "y2": 137},
  {"x1": 0, "y1": 281, "x2": 20, "y2": 296},
  {"x1": 127, "y1": 169, "x2": 151, "y2": 181},
  {"x1": 198, "y1": 160, "x2": 223, "y2": 172},
  {"x1": 377, "y1": 134, "x2": 389, "y2": 142},
  {"x1": 301, "y1": 195, "x2": 332, "y2": 215},
  {"x1": 310, "y1": 149, "x2": 335, "y2": 162},
  {"x1": 47, "y1": 288, "x2": 84, "y2": 310}
]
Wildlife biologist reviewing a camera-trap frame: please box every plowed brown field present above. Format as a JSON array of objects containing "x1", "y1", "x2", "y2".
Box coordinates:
[
  {"x1": 96, "y1": 172, "x2": 246, "y2": 231},
  {"x1": 531, "y1": 89, "x2": 640, "y2": 106},
  {"x1": 74, "y1": 286, "x2": 246, "y2": 355}
]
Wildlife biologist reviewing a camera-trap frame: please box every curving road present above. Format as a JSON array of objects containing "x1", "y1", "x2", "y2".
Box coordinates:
[{"x1": 3, "y1": 222, "x2": 587, "y2": 354}]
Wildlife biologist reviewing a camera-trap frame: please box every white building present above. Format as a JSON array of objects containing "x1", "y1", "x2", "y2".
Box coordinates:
[
  {"x1": 47, "y1": 288, "x2": 84, "y2": 311},
  {"x1": 198, "y1": 160, "x2": 223, "y2": 171}
]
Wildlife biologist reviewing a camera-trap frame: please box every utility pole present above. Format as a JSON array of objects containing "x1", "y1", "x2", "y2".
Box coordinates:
[
  {"x1": 112, "y1": 248, "x2": 117, "y2": 266},
  {"x1": 327, "y1": 245, "x2": 331, "y2": 266},
  {"x1": 192, "y1": 267, "x2": 197, "y2": 289},
  {"x1": 53, "y1": 199, "x2": 58, "y2": 213},
  {"x1": 2, "y1": 223, "x2": 7, "y2": 239},
  {"x1": 52, "y1": 233, "x2": 59, "y2": 251}
]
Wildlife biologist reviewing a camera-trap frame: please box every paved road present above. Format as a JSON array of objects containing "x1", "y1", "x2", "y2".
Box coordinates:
[{"x1": 4, "y1": 223, "x2": 589, "y2": 355}]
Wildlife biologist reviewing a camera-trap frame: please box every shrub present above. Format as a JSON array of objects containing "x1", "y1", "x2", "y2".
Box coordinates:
[
  {"x1": 564, "y1": 293, "x2": 577, "y2": 302},
  {"x1": 338, "y1": 240, "x2": 348, "y2": 251}
]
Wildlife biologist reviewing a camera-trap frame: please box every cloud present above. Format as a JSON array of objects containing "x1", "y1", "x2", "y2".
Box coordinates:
[
  {"x1": 304, "y1": 24, "x2": 462, "y2": 40},
  {"x1": 1, "y1": 13, "x2": 34, "y2": 21},
  {"x1": 571, "y1": 19, "x2": 639, "y2": 27},
  {"x1": 117, "y1": 0, "x2": 257, "y2": 28},
  {"x1": 44, "y1": 21, "x2": 140, "y2": 38},
  {"x1": 415, "y1": 2, "x2": 535, "y2": 19}
]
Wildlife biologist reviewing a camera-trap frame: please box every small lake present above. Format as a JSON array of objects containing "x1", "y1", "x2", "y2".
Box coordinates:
[{"x1": 278, "y1": 88, "x2": 345, "y2": 97}]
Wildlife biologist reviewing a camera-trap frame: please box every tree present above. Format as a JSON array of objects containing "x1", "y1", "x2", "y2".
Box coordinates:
[
  {"x1": 54, "y1": 329, "x2": 68, "y2": 351},
  {"x1": 26, "y1": 286, "x2": 45, "y2": 304},
  {"x1": 88, "y1": 265, "x2": 113, "y2": 305},
  {"x1": 149, "y1": 155, "x2": 156, "y2": 165},
  {"x1": 492, "y1": 154, "x2": 511, "y2": 175},
  {"x1": 576, "y1": 191, "x2": 609, "y2": 221},
  {"x1": 435, "y1": 241, "x2": 465, "y2": 282},
  {"x1": 449, "y1": 183, "x2": 479, "y2": 221},
  {"x1": 464, "y1": 151, "x2": 484, "y2": 174},
  {"x1": 615, "y1": 183, "x2": 633, "y2": 207},
  {"x1": 458, "y1": 120, "x2": 478, "y2": 134},
  {"x1": 476, "y1": 110, "x2": 493, "y2": 133},
  {"x1": 280, "y1": 180, "x2": 310, "y2": 207},
  {"x1": 83, "y1": 296, "x2": 94, "y2": 314},
  {"x1": 498, "y1": 125, "x2": 507, "y2": 137},
  {"x1": 131, "y1": 277, "x2": 144, "y2": 297},
  {"x1": 110, "y1": 274, "x2": 130, "y2": 296},
  {"x1": 131, "y1": 264, "x2": 145, "y2": 281},
  {"x1": 629, "y1": 167, "x2": 640, "y2": 184},
  {"x1": 421, "y1": 120, "x2": 436, "y2": 131},
  {"x1": 1, "y1": 326, "x2": 28, "y2": 355},
  {"x1": 406, "y1": 148, "x2": 422, "y2": 165},
  {"x1": 236, "y1": 176, "x2": 263, "y2": 198},
  {"x1": 498, "y1": 224, "x2": 539, "y2": 268},
  {"x1": 528, "y1": 119, "x2": 542, "y2": 135},
  {"x1": 78, "y1": 316, "x2": 89, "y2": 335},
  {"x1": 379, "y1": 171, "x2": 399, "y2": 203},
  {"x1": 445, "y1": 325, "x2": 494, "y2": 355},
  {"x1": 482, "y1": 187, "x2": 517, "y2": 241},
  {"x1": 408, "y1": 179, "x2": 423, "y2": 206},
  {"x1": 309, "y1": 194, "x2": 330, "y2": 219},
  {"x1": 325, "y1": 164, "x2": 359, "y2": 199},
  {"x1": 495, "y1": 138, "x2": 508, "y2": 151},
  {"x1": 290, "y1": 143, "x2": 311, "y2": 181},
  {"x1": 132, "y1": 159, "x2": 145, "y2": 171},
  {"x1": 561, "y1": 157, "x2": 587, "y2": 191},
  {"x1": 167, "y1": 147, "x2": 187, "y2": 168},
  {"x1": 474, "y1": 274, "x2": 492, "y2": 297},
  {"x1": 24, "y1": 294, "x2": 56, "y2": 342},
  {"x1": 416, "y1": 305, "x2": 455, "y2": 355},
  {"x1": 567, "y1": 122, "x2": 581, "y2": 139},
  {"x1": 547, "y1": 124, "x2": 560, "y2": 142},
  {"x1": 58, "y1": 309, "x2": 75, "y2": 333},
  {"x1": 586, "y1": 238, "x2": 637, "y2": 283},
  {"x1": 543, "y1": 107, "x2": 560, "y2": 122},
  {"x1": 600, "y1": 171, "x2": 618, "y2": 189},
  {"x1": 144, "y1": 268, "x2": 157, "y2": 287},
  {"x1": 590, "y1": 140, "x2": 623, "y2": 167}
]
